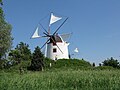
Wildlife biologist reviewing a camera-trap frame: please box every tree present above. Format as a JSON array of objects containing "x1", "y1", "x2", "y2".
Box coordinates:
[
  {"x1": 9, "y1": 49, "x2": 21, "y2": 64},
  {"x1": 15, "y1": 42, "x2": 31, "y2": 61},
  {"x1": 30, "y1": 46, "x2": 44, "y2": 71},
  {"x1": 0, "y1": 1, "x2": 12, "y2": 59},
  {"x1": 102, "y1": 57, "x2": 119, "y2": 68},
  {"x1": 9, "y1": 42, "x2": 31, "y2": 63}
]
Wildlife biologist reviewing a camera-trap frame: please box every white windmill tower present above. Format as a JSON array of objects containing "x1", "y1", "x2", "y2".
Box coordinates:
[{"x1": 31, "y1": 13, "x2": 70, "y2": 60}]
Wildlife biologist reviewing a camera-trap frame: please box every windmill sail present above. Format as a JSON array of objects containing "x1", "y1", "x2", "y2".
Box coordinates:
[
  {"x1": 60, "y1": 33, "x2": 72, "y2": 41},
  {"x1": 31, "y1": 27, "x2": 40, "y2": 38},
  {"x1": 49, "y1": 13, "x2": 62, "y2": 26}
]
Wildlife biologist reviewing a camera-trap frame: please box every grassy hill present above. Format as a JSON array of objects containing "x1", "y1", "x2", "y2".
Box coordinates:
[{"x1": 44, "y1": 58, "x2": 92, "y2": 70}]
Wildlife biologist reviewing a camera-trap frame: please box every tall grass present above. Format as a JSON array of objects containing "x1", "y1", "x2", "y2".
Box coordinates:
[{"x1": 0, "y1": 69, "x2": 120, "y2": 90}]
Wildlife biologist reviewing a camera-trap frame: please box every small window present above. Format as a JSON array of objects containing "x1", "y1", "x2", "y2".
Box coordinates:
[{"x1": 53, "y1": 48, "x2": 57, "y2": 53}]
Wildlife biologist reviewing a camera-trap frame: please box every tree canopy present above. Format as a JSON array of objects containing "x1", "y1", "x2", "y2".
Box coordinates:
[
  {"x1": 9, "y1": 42, "x2": 31, "y2": 64},
  {"x1": 30, "y1": 46, "x2": 44, "y2": 71},
  {"x1": 0, "y1": 1, "x2": 12, "y2": 59},
  {"x1": 102, "y1": 57, "x2": 120, "y2": 68}
]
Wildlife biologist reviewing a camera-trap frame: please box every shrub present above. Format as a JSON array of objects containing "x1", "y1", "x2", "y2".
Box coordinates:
[{"x1": 102, "y1": 57, "x2": 120, "y2": 68}]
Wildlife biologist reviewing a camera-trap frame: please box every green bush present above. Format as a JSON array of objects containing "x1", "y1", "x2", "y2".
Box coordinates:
[
  {"x1": 0, "y1": 59, "x2": 6, "y2": 69},
  {"x1": 102, "y1": 57, "x2": 120, "y2": 68},
  {"x1": 4, "y1": 60, "x2": 31, "y2": 73}
]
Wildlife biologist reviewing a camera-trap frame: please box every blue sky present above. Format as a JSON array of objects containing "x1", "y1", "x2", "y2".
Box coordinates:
[{"x1": 2, "y1": 0, "x2": 120, "y2": 64}]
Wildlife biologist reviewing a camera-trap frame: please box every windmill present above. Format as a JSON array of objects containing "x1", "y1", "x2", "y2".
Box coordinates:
[{"x1": 31, "y1": 13, "x2": 70, "y2": 60}]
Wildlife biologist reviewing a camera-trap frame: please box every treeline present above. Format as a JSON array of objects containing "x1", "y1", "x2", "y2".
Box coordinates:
[
  {"x1": 0, "y1": 41, "x2": 120, "y2": 72},
  {"x1": 92, "y1": 57, "x2": 120, "y2": 69},
  {"x1": 0, "y1": 42, "x2": 45, "y2": 71}
]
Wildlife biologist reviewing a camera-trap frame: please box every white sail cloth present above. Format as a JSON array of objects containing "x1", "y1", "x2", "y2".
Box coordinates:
[
  {"x1": 31, "y1": 27, "x2": 40, "y2": 38},
  {"x1": 49, "y1": 13, "x2": 62, "y2": 26}
]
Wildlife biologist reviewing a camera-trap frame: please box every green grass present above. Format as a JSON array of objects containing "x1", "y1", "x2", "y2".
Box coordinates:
[
  {"x1": 44, "y1": 58, "x2": 92, "y2": 70},
  {"x1": 1, "y1": 69, "x2": 120, "y2": 90}
]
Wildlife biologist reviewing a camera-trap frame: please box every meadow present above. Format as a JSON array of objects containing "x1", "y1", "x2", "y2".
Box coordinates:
[{"x1": 1, "y1": 69, "x2": 120, "y2": 90}]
